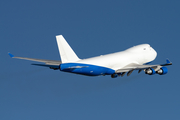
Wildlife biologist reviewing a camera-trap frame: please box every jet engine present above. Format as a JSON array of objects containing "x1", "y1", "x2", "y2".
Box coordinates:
[
  {"x1": 111, "y1": 74, "x2": 118, "y2": 78},
  {"x1": 145, "y1": 68, "x2": 156, "y2": 75},
  {"x1": 156, "y1": 67, "x2": 168, "y2": 75}
]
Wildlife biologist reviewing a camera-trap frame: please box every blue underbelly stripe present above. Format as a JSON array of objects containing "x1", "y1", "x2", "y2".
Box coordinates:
[{"x1": 60, "y1": 63, "x2": 115, "y2": 76}]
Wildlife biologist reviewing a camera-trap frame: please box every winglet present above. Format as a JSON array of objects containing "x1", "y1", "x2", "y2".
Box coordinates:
[
  {"x1": 8, "y1": 52, "x2": 14, "y2": 58},
  {"x1": 166, "y1": 59, "x2": 171, "y2": 64},
  {"x1": 161, "y1": 58, "x2": 172, "y2": 66}
]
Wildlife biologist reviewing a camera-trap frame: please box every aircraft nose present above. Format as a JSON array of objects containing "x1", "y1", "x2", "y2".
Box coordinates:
[{"x1": 152, "y1": 47, "x2": 157, "y2": 59}]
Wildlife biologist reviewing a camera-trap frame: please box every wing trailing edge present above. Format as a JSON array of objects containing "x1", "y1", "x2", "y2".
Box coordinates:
[
  {"x1": 8, "y1": 53, "x2": 62, "y2": 69},
  {"x1": 115, "y1": 59, "x2": 172, "y2": 76}
]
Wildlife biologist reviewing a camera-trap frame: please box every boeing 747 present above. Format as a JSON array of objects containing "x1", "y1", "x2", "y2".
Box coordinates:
[{"x1": 8, "y1": 35, "x2": 172, "y2": 78}]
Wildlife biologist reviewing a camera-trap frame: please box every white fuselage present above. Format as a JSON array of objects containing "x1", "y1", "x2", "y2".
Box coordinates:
[
  {"x1": 10, "y1": 35, "x2": 171, "y2": 77},
  {"x1": 76, "y1": 44, "x2": 157, "y2": 71}
]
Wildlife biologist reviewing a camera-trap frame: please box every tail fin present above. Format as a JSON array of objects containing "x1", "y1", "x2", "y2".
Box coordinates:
[{"x1": 56, "y1": 35, "x2": 80, "y2": 63}]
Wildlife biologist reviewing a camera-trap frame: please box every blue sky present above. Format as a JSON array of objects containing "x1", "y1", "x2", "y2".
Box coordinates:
[{"x1": 1, "y1": 0, "x2": 180, "y2": 120}]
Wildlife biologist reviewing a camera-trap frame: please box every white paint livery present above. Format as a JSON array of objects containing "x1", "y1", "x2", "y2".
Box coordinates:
[
  {"x1": 8, "y1": 35, "x2": 172, "y2": 78},
  {"x1": 56, "y1": 35, "x2": 80, "y2": 63},
  {"x1": 77, "y1": 44, "x2": 157, "y2": 71}
]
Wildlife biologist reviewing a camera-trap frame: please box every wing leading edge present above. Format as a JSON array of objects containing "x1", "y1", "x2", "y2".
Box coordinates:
[
  {"x1": 115, "y1": 59, "x2": 172, "y2": 76},
  {"x1": 8, "y1": 53, "x2": 61, "y2": 70}
]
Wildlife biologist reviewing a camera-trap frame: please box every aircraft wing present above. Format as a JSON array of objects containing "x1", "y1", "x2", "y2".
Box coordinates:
[
  {"x1": 115, "y1": 59, "x2": 172, "y2": 76},
  {"x1": 8, "y1": 53, "x2": 61, "y2": 70}
]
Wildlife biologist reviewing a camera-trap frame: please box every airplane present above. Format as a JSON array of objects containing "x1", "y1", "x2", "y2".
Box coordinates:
[{"x1": 8, "y1": 35, "x2": 172, "y2": 78}]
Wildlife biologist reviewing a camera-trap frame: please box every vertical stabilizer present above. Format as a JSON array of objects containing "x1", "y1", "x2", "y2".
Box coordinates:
[{"x1": 56, "y1": 35, "x2": 80, "y2": 63}]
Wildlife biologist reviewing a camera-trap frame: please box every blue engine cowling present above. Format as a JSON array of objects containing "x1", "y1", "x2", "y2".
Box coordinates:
[
  {"x1": 145, "y1": 68, "x2": 156, "y2": 75},
  {"x1": 156, "y1": 67, "x2": 168, "y2": 75}
]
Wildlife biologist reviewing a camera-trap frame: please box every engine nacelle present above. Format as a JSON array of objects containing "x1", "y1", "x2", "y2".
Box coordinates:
[
  {"x1": 156, "y1": 67, "x2": 168, "y2": 75},
  {"x1": 111, "y1": 74, "x2": 118, "y2": 78},
  {"x1": 145, "y1": 68, "x2": 156, "y2": 75}
]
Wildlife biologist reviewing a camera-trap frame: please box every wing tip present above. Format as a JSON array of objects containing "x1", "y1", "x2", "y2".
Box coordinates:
[
  {"x1": 8, "y1": 52, "x2": 14, "y2": 58},
  {"x1": 166, "y1": 58, "x2": 172, "y2": 64}
]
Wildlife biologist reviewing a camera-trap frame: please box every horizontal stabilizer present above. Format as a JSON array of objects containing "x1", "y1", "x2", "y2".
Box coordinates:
[{"x1": 32, "y1": 64, "x2": 60, "y2": 70}]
